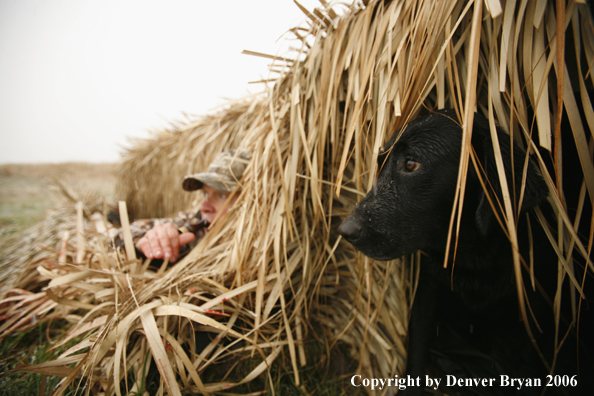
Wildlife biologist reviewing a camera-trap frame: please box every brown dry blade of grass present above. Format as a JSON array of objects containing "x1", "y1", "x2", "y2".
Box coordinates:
[
  {"x1": 140, "y1": 310, "x2": 182, "y2": 396},
  {"x1": 444, "y1": 0, "x2": 484, "y2": 272}
]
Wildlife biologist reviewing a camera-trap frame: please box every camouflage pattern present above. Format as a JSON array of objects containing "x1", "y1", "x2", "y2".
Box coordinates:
[
  {"x1": 182, "y1": 149, "x2": 251, "y2": 192},
  {"x1": 111, "y1": 211, "x2": 209, "y2": 259}
]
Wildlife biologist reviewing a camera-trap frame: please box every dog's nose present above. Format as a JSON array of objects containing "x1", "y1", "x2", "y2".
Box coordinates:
[{"x1": 338, "y1": 219, "x2": 362, "y2": 242}]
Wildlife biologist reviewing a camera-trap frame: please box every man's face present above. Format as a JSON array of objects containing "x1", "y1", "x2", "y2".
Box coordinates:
[{"x1": 199, "y1": 184, "x2": 238, "y2": 224}]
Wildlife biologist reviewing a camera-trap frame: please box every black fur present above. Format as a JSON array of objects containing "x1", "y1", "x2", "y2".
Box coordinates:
[{"x1": 338, "y1": 109, "x2": 593, "y2": 395}]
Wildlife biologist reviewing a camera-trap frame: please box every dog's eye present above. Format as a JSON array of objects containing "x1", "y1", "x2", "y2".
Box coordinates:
[
  {"x1": 403, "y1": 159, "x2": 420, "y2": 172},
  {"x1": 378, "y1": 148, "x2": 389, "y2": 168}
]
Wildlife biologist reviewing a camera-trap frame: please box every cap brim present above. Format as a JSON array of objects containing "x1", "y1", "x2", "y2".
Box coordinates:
[
  {"x1": 182, "y1": 176, "x2": 204, "y2": 191},
  {"x1": 182, "y1": 173, "x2": 236, "y2": 192}
]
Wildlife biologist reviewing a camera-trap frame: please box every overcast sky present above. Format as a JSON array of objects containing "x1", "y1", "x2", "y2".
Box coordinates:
[{"x1": 0, "y1": 0, "x2": 323, "y2": 164}]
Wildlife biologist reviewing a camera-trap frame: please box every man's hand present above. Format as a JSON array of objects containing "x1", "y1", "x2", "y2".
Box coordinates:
[{"x1": 135, "y1": 222, "x2": 195, "y2": 263}]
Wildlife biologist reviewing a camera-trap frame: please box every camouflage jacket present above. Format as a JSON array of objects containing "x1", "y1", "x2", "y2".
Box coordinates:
[{"x1": 112, "y1": 211, "x2": 209, "y2": 260}]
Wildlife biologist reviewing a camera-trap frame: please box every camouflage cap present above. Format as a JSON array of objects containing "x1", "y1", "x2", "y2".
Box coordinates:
[{"x1": 182, "y1": 149, "x2": 251, "y2": 192}]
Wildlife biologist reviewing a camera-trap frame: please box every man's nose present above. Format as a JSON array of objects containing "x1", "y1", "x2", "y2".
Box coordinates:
[{"x1": 200, "y1": 198, "x2": 214, "y2": 212}]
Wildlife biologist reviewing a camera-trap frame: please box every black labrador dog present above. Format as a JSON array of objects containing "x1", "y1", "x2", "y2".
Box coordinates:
[{"x1": 338, "y1": 109, "x2": 593, "y2": 395}]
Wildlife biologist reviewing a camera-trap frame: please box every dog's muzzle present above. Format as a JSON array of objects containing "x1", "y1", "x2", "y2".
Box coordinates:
[{"x1": 338, "y1": 218, "x2": 363, "y2": 243}]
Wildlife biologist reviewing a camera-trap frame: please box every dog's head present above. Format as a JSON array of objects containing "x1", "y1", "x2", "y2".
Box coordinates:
[{"x1": 338, "y1": 109, "x2": 548, "y2": 261}]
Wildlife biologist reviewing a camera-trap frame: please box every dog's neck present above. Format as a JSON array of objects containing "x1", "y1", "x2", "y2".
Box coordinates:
[{"x1": 422, "y1": 218, "x2": 518, "y2": 310}]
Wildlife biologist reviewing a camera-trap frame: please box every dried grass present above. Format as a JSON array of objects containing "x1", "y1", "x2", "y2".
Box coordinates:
[
  {"x1": 2, "y1": 0, "x2": 593, "y2": 395},
  {"x1": 117, "y1": 97, "x2": 266, "y2": 219}
]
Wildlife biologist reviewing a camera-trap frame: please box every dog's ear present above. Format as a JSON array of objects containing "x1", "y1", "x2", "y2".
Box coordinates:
[{"x1": 472, "y1": 116, "x2": 549, "y2": 236}]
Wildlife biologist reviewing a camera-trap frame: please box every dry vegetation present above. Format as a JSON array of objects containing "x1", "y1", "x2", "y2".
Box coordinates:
[{"x1": 0, "y1": 0, "x2": 593, "y2": 395}]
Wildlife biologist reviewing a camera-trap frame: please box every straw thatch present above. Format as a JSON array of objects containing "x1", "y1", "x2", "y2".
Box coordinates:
[{"x1": 2, "y1": 0, "x2": 593, "y2": 394}]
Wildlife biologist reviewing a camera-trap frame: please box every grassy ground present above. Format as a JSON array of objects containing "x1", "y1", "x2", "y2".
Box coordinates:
[
  {"x1": 0, "y1": 321, "x2": 84, "y2": 396},
  {"x1": 0, "y1": 163, "x2": 117, "y2": 242}
]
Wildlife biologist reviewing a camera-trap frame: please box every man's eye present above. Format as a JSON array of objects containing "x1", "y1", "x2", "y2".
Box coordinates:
[
  {"x1": 404, "y1": 159, "x2": 420, "y2": 172},
  {"x1": 219, "y1": 194, "x2": 228, "y2": 199}
]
